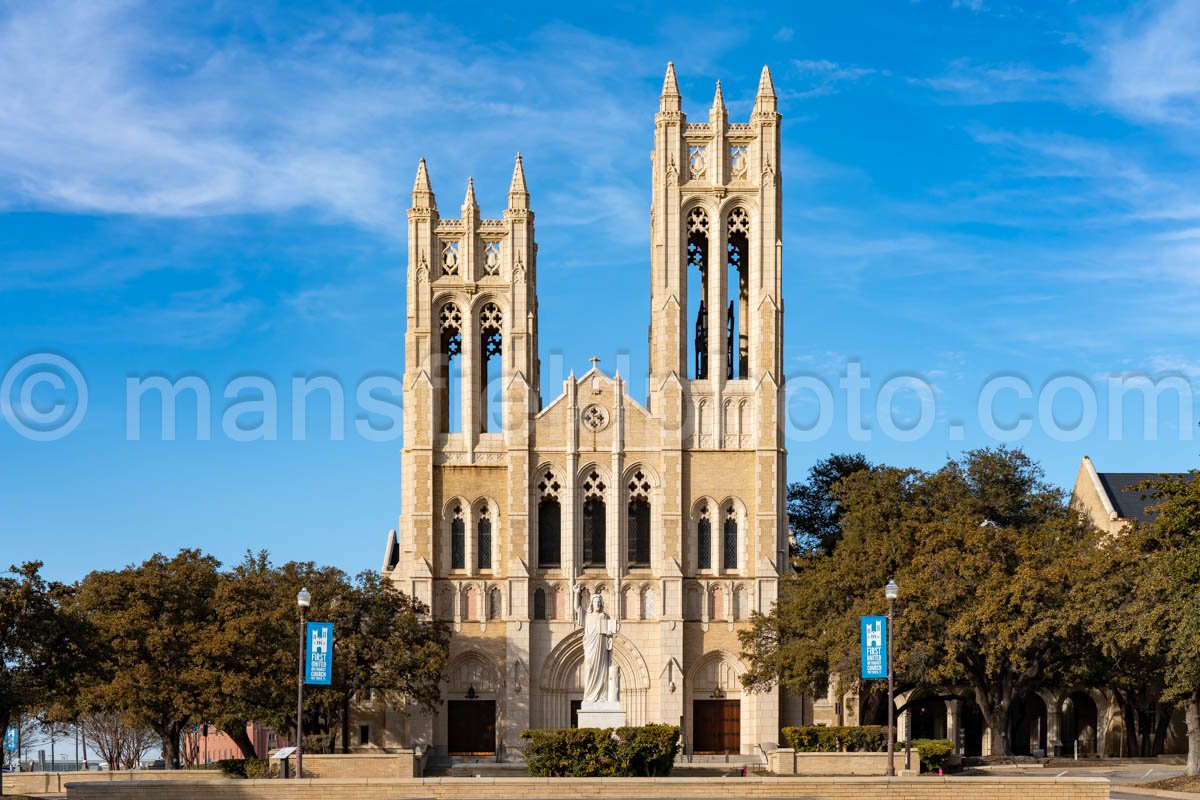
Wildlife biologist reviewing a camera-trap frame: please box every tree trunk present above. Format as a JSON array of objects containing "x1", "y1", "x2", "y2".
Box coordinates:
[
  {"x1": 1185, "y1": 693, "x2": 1200, "y2": 777},
  {"x1": 1153, "y1": 703, "x2": 1175, "y2": 758},
  {"x1": 154, "y1": 721, "x2": 183, "y2": 770},
  {"x1": 223, "y1": 722, "x2": 257, "y2": 759},
  {"x1": 975, "y1": 685, "x2": 1011, "y2": 757}
]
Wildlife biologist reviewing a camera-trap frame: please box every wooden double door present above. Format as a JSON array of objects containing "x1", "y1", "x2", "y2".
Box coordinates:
[
  {"x1": 447, "y1": 700, "x2": 496, "y2": 755},
  {"x1": 693, "y1": 699, "x2": 740, "y2": 754}
]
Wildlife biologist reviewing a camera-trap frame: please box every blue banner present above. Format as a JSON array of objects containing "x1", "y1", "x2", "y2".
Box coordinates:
[
  {"x1": 860, "y1": 615, "x2": 888, "y2": 679},
  {"x1": 4, "y1": 723, "x2": 16, "y2": 751},
  {"x1": 305, "y1": 621, "x2": 334, "y2": 685}
]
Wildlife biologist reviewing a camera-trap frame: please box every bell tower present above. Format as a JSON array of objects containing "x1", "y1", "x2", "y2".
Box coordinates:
[
  {"x1": 648, "y1": 63, "x2": 783, "y2": 448},
  {"x1": 392, "y1": 155, "x2": 541, "y2": 604}
]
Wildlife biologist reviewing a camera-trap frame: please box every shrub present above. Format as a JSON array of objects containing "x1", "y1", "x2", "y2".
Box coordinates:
[
  {"x1": 781, "y1": 725, "x2": 888, "y2": 752},
  {"x1": 520, "y1": 724, "x2": 680, "y2": 777},
  {"x1": 910, "y1": 739, "x2": 954, "y2": 773},
  {"x1": 212, "y1": 758, "x2": 248, "y2": 778},
  {"x1": 210, "y1": 758, "x2": 274, "y2": 779}
]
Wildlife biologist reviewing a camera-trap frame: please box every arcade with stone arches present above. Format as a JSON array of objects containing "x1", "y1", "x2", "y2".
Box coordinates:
[{"x1": 851, "y1": 686, "x2": 1115, "y2": 758}]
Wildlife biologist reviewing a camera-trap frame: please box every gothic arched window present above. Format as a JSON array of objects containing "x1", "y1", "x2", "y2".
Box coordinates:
[
  {"x1": 696, "y1": 503, "x2": 712, "y2": 571},
  {"x1": 726, "y1": 208, "x2": 750, "y2": 379},
  {"x1": 581, "y1": 470, "x2": 607, "y2": 568},
  {"x1": 533, "y1": 587, "x2": 547, "y2": 620},
  {"x1": 627, "y1": 470, "x2": 651, "y2": 567},
  {"x1": 686, "y1": 207, "x2": 710, "y2": 380},
  {"x1": 583, "y1": 499, "x2": 606, "y2": 567},
  {"x1": 479, "y1": 302, "x2": 503, "y2": 433},
  {"x1": 537, "y1": 470, "x2": 562, "y2": 568},
  {"x1": 477, "y1": 505, "x2": 493, "y2": 571},
  {"x1": 450, "y1": 504, "x2": 465, "y2": 571},
  {"x1": 723, "y1": 504, "x2": 738, "y2": 571},
  {"x1": 438, "y1": 302, "x2": 463, "y2": 433}
]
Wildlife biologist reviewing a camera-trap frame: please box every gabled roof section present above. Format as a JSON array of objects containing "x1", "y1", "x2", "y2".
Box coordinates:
[{"x1": 1096, "y1": 471, "x2": 1186, "y2": 523}]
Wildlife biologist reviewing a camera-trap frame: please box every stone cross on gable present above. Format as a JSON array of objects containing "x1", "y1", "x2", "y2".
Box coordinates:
[{"x1": 589, "y1": 356, "x2": 601, "y2": 370}]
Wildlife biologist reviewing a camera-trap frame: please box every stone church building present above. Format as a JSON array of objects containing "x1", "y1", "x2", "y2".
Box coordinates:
[{"x1": 377, "y1": 64, "x2": 796, "y2": 760}]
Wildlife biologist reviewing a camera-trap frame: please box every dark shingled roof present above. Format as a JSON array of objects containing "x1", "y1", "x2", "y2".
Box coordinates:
[{"x1": 1096, "y1": 472, "x2": 1188, "y2": 523}]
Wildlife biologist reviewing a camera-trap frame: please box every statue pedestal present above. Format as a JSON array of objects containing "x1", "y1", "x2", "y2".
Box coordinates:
[{"x1": 577, "y1": 701, "x2": 626, "y2": 730}]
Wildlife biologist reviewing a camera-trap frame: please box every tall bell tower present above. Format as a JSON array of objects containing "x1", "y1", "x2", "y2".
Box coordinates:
[
  {"x1": 389, "y1": 155, "x2": 541, "y2": 606},
  {"x1": 647, "y1": 62, "x2": 787, "y2": 577},
  {"x1": 649, "y1": 63, "x2": 782, "y2": 396}
]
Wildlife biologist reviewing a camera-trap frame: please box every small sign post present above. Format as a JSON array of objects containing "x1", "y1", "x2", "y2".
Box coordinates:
[
  {"x1": 860, "y1": 615, "x2": 888, "y2": 679},
  {"x1": 305, "y1": 621, "x2": 334, "y2": 686}
]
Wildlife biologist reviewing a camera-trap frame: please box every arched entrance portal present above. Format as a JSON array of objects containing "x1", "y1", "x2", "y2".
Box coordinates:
[
  {"x1": 959, "y1": 696, "x2": 986, "y2": 758},
  {"x1": 688, "y1": 651, "x2": 746, "y2": 755},
  {"x1": 910, "y1": 696, "x2": 947, "y2": 741},
  {"x1": 1009, "y1": 694, "x2": 1048, "y2": 756},
  {"x1": 1061, "y1": 691, "x2": 1099, "y2": 756},
  {"x1": 539, "y1": 629, "x2": 650, "y2": 729},
  {"x1": 444, "y1": 652, "x2": 500, "y2": 756}
]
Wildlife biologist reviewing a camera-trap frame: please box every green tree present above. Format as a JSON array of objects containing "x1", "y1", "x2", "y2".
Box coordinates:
[
  {"x1": 787, "y1": 453, "x2": 873, "y2": 556},
  {"x1": 204, "y1": 556, "x2": 449, "y2": 757},
  {"x1": 0, "y1": 562, "x2": 85, "y2": 787},
  {"x1": 1067, "y1": 517, "x2": 1174, "y2": 757},
  {"x1": 72, "y1": 549, "x2": 221, "y2": 769},
  {"x1": 1127, "y1": 472, "x2": 1200, "y2": 774},
  {"x1": 741, "y1": 447, "x2": 1096, "y2": 755}
]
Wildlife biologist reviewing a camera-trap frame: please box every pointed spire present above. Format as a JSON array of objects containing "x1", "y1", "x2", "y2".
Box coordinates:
[
  {"x1": 507, "y1": 153, "x2": 529, "y2": 210},
  {"x1": 709, "y1": 80, "x2": 727, "y2": 120},
  {"x1": 754, "y1": 64, "x2": 778, "y2": 115},
  {"x1": 461, "y1": 176, "x2": 478, "y2": 216},
  {"x1": 411, "y1": 158, "x2": 435, "y2": 209},
  {"x1": 758, "y1": 65, "x2": 776, "y2": 97},
  {"x1": 662, "y1": 62, "x2": 680, "y2": 97},
  {"x1": 659, "y1": 61, "x2": 681, "y2": 113}
]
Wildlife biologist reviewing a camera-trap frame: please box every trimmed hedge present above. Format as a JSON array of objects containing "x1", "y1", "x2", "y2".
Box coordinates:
[
  {"x1": 210, "y1": 758, "x2": 274, "y2": 779},
  {"x1": 781, "y1": 725, "x2": 888, "y2": 753},
  {"x1": 910, "y1": 739, "x2": 954, "y2": 772},
  {"x1": 520, "y1": 724, "x2": 680, "y2": 777}
]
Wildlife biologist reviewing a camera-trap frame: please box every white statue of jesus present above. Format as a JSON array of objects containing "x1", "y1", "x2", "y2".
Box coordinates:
[{"x1": 575, "y1": 587, "x2": 620, "y2": 706}]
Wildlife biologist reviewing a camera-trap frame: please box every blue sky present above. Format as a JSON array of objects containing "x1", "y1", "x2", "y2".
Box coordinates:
[{"x1": 3, "y1": 0, "x2": 1200, "y2": 582}]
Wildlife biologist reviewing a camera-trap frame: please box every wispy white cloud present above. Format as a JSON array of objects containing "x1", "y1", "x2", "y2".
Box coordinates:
[
  {"x1": 1091, "y1": 0, "x2": 1200, "y2": 128},
  {"x1": 912, "y1": 59, "x2": 1071, "y2": 105},
  {"x1": 0, "y1": 1, "x2": 695, "y2": 241},
  {"x1": 786, "y1": 59, "x2": 882, "y2": 98}
]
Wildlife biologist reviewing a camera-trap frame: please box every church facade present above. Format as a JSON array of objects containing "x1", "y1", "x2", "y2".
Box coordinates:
[{"x1": 379, "y1": 64, "x2": 794, "y2": 760}]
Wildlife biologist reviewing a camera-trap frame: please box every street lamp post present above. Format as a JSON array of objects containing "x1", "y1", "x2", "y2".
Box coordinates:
[
  {"x1": 295, "y1": 587, "x2": 311, "y2": 780},
  {"x1": 884, "y1": 579, "x2": 899, "y2": 777}
]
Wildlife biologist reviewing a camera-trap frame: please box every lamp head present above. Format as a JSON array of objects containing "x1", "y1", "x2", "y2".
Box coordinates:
[
  {"x1": 297, "y1": 587, "x2": 312, "y2": 609},
  {"x1": 884, "y1": 579, "x2": 899, "y2": 601}
]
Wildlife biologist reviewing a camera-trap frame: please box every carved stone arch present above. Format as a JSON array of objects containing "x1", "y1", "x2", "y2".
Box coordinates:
[
  {"x1": 686, "y1": 650, "x2": 746, "y2": 695},
  {"x1": 538, "y1": 628, "x2": 651, "y2": 728},
  {"x1": 639, "y1": 582, "x2": 658, "y2": 619},
  {"x1": 446, "y1": 650, "x2": 502, "y2": 695},
  {"x1": 716, "y1": 194, "x2": 761, "y2": 220},
  {"x1": 621, "y1": 585, "x2": 637, "y2": 620},
  {"x1": 435, "y1": 583, "x2": 455, "y2": 619},
  {"x1": 577, "y1": 462, "x2": 613, "y2": 489},
  {"x1": 535, "y1": 462, "x2": 566, "y2": 495},
  {"x1": 468, "y1": 291, "x2": 509, "y2": 322},
  {"x1": 681, "y1": 199, "x2": 715, "y2": 226}
]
